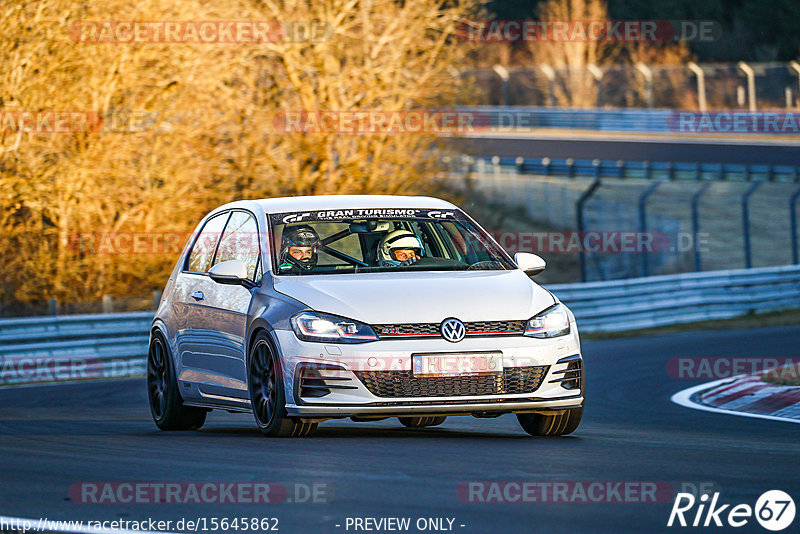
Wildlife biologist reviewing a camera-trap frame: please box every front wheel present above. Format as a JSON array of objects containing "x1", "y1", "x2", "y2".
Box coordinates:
[
  {"x1": 398, "y1": 416, "x2": 447, "y2": 428},
  {"x1": 147, "y1": 332, "x2": 207, "y2": 431},
  {"x1": 516, "y1": 406, "x2": 583, "y2": 437},
  {"x1": 248, "y1": 333, "x2": 316, "y2": 438}
]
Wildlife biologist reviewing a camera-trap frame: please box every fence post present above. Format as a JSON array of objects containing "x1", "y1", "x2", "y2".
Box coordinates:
[
  {"x1": 688, "y1": 62, "x2": 707, "y2": 112},
  {"x1": 48, "y1": 298, "x2": 59, "y2": 316},
  {"x1": 542, "y1": 157, "x2": 551, "y2": 177},
  {"x1": 639, "y1": 179, "x2": 667, "y2": 277},
  {"x1": 791, "y1": 185, "x2": 800, "y2": 264},
  {"x1": 691, "y1": 182, "x2": 712, "y2": 272},
  {"x1": 492, "y1": 65, "x2": 511, "y2": 107},
  {"x1": 741, "y1": 180, "x2": 763, "y2": 269},
  {"x1": 617, "y1": 160, "x2": 625, "y2": 179},
  {"x1": 464, "y1": 155, "x2": 475, "y2": 175},
  {"x1": 587, "y1": 64, "x2": 604, "y2": 107},
  {"x1": 566, "y1": 158, "x2": 575, "y2": 179},
  {"x1": 577, "y1": 164, "x2": 602, "y2": 282},
  {"x1": 791, "y1": 62, "x2": 800, "y2": 101},
  {"x1": 635, "y1": 63, "x2": 653, "y2": 108},
  {"x1": 515, "y1": 156, "x2": 525, "y2": 174},
  {"x1": 738, "y1": 62, "x2": 757, "y2": 112},
  {"x1": 540, "y1": 65, "x2": 556, "y2": 107},
  {"x1": 102, "y1": 295, "x2": 113, "y2": 314}
]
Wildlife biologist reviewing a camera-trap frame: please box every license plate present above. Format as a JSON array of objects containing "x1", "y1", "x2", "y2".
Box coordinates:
[{"x1": 412, "y1": 353, "x2": 502, "y2": 377}]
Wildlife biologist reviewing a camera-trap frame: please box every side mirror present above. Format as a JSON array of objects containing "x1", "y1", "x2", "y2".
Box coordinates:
[
  {"x1": 209, "y1": 259, "x2": 252, "y2": 287},
  {"x1": 514, "y1": 252, "x2": 546, "y2": 276}
]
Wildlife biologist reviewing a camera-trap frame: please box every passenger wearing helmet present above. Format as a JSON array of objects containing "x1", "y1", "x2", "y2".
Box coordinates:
[
  {"x1": 378, "y1": 229, "x2": 424, "y2": 267},
  {"x1": 279, "y1": 225, "x2": 320, "y2": 273}
]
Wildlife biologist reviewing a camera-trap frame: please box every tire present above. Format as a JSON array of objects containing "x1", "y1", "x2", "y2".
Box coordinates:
[
  {"x1": 516, "y1": 406, "x2": 583, "y2": 437},
  {"x1": 398, "y1": 416, "x2": 447, "y2": 428},
  {"x1": 248, "y1": 333, "x2": 316, "y2": 438},
  {"x1": 147, "y1": 332, "x2": 207, "y2": 431}
]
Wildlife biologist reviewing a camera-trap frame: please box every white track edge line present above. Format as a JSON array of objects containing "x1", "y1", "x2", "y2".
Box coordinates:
[{"x1": 671, "y1": 379, "x2": 800, "y2": 425}]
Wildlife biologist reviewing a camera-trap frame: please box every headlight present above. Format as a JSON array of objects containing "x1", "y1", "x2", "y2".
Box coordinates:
[
  {"x1": 291, "y1": 311, "x2": 378, "y2": 344},
  {"x1": 524, "y1": 303, "x2": 571, "y2": 338}
]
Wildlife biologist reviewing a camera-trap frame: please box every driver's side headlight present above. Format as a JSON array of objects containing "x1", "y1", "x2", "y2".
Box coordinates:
[
  {"x1": 291, "y1": 311, "x2": 378, "y2": 344},
  {"x1": 524, "y1": 303, "x2": 571, "y2": 338}
]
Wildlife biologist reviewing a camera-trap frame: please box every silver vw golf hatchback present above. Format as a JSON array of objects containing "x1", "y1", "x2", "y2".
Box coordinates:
[{"x1": 148, "y1": 195, "x2": 584, "y2": 437}]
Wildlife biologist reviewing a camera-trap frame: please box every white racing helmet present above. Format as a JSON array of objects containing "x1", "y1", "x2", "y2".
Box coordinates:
[{"x1": 378, "y1": 229, "x2": 424, "y2": 267}]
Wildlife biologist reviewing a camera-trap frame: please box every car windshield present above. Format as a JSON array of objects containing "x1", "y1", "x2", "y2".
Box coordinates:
[{"x1": 269, "y1": 208, "x2": 515, "y2": 275}]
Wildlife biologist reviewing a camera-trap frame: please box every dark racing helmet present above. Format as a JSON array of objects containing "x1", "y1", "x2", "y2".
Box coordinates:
[{"x1": 280, "y1": 225, "x2": 320, "y2": 272}]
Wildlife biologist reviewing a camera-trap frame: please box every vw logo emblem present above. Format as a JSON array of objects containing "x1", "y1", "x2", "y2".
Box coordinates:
[{"x1": 440, "y1": 318, "x2": 466, "y2": 343}]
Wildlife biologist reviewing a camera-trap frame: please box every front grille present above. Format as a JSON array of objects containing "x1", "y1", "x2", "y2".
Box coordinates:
[
  {"x1": 354, "y1": 365, "x2": 549, "y2": 398},
  {"x1": 372, "y1": 320, "x2": 526, "y2": 339},
  {"x1": 374, "y1": 323, "x2": 440, "y2": 337}
]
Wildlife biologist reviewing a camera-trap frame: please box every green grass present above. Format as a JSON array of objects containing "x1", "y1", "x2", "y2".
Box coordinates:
[{"x1": 761, "y1": 361, "x2": 800, "y2": 386}]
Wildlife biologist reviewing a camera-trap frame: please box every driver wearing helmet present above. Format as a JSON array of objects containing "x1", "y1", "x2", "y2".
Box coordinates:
[
  {"x1": 278, "y1": 224, "x2": 321, "y2": 274},
  {"x1": 377, "y1": 229, "x2": 424, "y2": 267}
]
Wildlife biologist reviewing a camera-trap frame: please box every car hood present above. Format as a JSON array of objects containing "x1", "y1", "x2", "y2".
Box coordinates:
[{"x1": 272, "y1": 270, "x2": 555, "y2": 324}]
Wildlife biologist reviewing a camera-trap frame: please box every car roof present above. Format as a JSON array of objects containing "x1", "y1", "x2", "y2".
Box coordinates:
[{"x1": 216, "y1": 195, "x2": 458, "y2": 215}]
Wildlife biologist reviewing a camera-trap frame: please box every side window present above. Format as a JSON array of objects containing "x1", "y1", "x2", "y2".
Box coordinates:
[
  {"x1": 212, "y1": 211, "x2": 260, "y2": 281},
  {"x1": 186, "y1": 213, "x2": 229, "y2": 273}
]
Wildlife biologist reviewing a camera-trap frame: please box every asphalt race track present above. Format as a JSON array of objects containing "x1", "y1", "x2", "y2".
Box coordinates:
[
  {"x1": 458, "y1": 134, "x2": 800, "y2": 166},
  {"x1": 1, "y1": 326, "x2": 799, "y2": 534}
]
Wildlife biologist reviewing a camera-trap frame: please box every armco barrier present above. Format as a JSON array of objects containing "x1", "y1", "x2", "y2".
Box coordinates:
[
  {"x1": 1, "y1": 265, "x2": 799, "y2": 385},
  {"x1": 0, "y1": 312, "x2": 152, "y2": 386},
  {"x1": 462, "y1": 106, "x2": 674, "y2": 133},
  {"x1": 549, "y1": 264, "x2": 800, "y2": 332}
]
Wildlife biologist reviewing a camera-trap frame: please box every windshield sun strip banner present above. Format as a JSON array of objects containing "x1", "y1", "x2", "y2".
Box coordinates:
[{"x1": 269, "y1": 208, "x2": 465, "y2": 225}]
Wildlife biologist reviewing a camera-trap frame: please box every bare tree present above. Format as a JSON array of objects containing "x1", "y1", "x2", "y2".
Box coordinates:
[
  {"x1": 0, "y1": 0, "x2": 478, "y2": 309},
  {"x1": 522, "y1": 0, "x2": 614, "y2": 106}
]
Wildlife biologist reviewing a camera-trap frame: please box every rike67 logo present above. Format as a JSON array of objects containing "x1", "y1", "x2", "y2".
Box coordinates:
[{"x1": 668, "y1": 490, "x2": 795, "y2": 531}]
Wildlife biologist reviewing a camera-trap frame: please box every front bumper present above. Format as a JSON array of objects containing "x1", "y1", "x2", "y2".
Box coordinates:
[{"x1": 273, "y1": 325, "x2": 584, "y2": 419}]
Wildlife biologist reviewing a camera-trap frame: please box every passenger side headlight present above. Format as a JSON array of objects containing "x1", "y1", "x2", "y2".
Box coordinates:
[
  {"x1": 524, "y1": 303, "x2": 571, "y2": 338},
  {"x1": 291, "y1": 311, "x2": 378, "y2": 344}
]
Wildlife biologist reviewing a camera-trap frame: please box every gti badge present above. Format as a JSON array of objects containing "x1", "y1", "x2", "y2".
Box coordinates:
[{"x1": 440, "y1": 318, "x2": 466, "y2": 343}]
